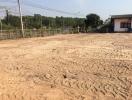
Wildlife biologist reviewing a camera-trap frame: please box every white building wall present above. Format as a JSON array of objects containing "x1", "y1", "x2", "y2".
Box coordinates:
[{"x1": 114, "y1": 19, "x2": 131, "y2": 32}]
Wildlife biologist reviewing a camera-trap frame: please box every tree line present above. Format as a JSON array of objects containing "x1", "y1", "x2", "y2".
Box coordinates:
[
  {"x1": 2, "y1": 14, "x2": 85, "y2": 29},
  {"x1": 1, "y1": 13, "x2": 111, "y2": 32}
]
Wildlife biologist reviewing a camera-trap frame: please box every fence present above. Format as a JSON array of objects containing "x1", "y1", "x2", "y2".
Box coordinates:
[{"x1": 0, "y1": 28, "x2": 77, "y2": 40}]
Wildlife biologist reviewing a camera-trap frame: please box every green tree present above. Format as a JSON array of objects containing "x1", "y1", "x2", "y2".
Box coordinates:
[
  {"x1": 85, "y1": 14, "x2": 103, "y2": 29},
  {"x1": 2, "y1": 14, "x2": 85, "y2": 30},
  {"x1": 33, "y1": 14, "x2": 42, "y2": 29},
  {"x1": 98, "y1": 18, "x2": 112, "y2": 33}
]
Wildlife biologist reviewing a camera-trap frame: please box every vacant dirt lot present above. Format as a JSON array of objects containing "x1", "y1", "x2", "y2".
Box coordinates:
[{"x1": 0, "y1": 33, "x2": 132, "y2": 100}]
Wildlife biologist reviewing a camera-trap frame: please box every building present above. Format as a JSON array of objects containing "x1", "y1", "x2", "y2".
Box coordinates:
[{"x1": 111, "y1": 14, "x2": 132, "y2": 32}]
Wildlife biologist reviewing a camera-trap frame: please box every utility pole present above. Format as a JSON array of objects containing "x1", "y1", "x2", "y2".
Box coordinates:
[
  {"x1": 6, "y1": 10, "x2": 9, "y2": 25},
  {"x1": 77, "y1": 25, "x2": 80, "y2": 33},
  {"x1": 17, "y1": 0, "x2": 24, "y2": 37},
  {"x1": 0, "y1": 18, "x2": 2, "y2": 34}
]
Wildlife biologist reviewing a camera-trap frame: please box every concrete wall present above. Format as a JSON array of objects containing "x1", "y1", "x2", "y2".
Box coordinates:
[{"x1": 114, "y1": 19, "x2": 131, "y2": 32}]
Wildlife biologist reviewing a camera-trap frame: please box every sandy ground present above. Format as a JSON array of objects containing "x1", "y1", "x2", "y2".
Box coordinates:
[{"x1": 0, "y1": 33, "x2": 132, "y2": 100}]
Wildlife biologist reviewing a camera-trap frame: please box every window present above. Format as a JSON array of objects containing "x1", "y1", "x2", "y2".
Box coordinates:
[{"x1": 120, "y1": 22, "x2": 131, "y2": 28}]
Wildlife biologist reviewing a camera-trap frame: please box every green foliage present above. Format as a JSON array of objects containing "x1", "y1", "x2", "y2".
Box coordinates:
[
  {"x1": 1, "y1": 23, "x2": 14, "y2": 30},
  {"x1": 7, "y1": 15, "x2": 20, "y2": 28},
  {"x1": 85, "y1": 14, "x2": 103, "y2": 29},
  {"x1": 2, "y1": 14, "x2": 85, "y2": 30},
  {"x1": 2, "y1": 13, "x2": 106, "y2": 33},
  {"x1": 97, "y1": 18, "x2": 111, "y2": 33}
]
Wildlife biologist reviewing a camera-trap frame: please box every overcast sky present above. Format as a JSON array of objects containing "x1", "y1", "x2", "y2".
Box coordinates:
[{"x1": 0, "y1": 0, "x2": 132, "y2": 20}]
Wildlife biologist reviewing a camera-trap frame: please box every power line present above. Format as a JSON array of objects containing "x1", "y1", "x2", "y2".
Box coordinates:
[
  {"x1": 22, "y1": 2, "x2": 84, "y2": 17},
  {"x1": 0, "y1": 0, "x2": 16, "y2": 3},
  {"x1": 0, "y1": 0, "x2": 84, "y2": 17}
]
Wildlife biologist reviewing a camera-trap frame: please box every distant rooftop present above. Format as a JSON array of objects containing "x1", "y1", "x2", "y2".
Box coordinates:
[{"x1": 111, "y1": 14, "x2": 132, "y2": 19}]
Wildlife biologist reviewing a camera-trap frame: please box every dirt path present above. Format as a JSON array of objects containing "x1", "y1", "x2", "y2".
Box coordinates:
[{"x1": 0, "y1": 33, "x2": 132, "y2": 100}]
